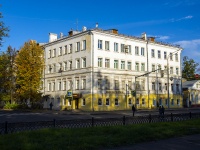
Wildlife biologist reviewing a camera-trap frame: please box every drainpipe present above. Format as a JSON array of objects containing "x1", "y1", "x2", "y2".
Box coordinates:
[
  {"x1": 146, "y1": 39, "x2": 149, "y2": 108},
  {"x1": 90, "y1": 30, "x2": 94, "y2": 111}
]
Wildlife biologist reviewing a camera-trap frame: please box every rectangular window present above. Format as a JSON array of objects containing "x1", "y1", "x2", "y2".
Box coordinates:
[
  {"x1": 152, "y1": 82, "x2": 155, "y2": 90},
  {"x1": 164, "y1": 51, "x2": 167, "y2": 59},
  {"x1": 127, "y1": 62, "x2": 131, "y2": 70},
  {"x1": 171, "y1": 84, "x2": 174, "y2": 92},
  {"x1": 53, "y1": 49, "x2": 56, "y2": 57},
  {"x1": 105, "y1": 59, "x2": 110, "y2": 68},
  {"x1": 82, "y1": 79, "x2": 86, "y2": 89},
  {"x1": 136, "y1": 98, "x2": 139, "y2": 105},
  {"x1": 59, "y1": 63, "x2": 62, "y2": 72},
  {"x1": 114, "y1": 42, "x2": 118, "y2": 52},
  {"x1": 141, "y1": 47, "x2": 145, "y2": 56},
  {"x1": 170, "y1": 53, "x2": 173, "y2": 61},
  {"x1": 82, "y1": 99, "x2": 85, "y2": 106},
  {"x1": 142, "y1": 99, "x2": 145, "y2": 105},
  {"x1": 63, "y1": 81, "x2": 66, "y2": 90},
  {"x1": 121, "y1": 61, "x2": 125, "y2": 69},
  {"x1": 171, "y1": 99, "x2": 174, "y2": 105},
  {"x1": 64, "y1": 62, "x2": 67, "y2": 71},
  {"x1": 175, "y1": 53, "x2": 178, "y2": 61},
  {"x1": 69, "y1": 61, "x2": 72, "y2": 70},
  {"x1": 82, "y1": 58, "x2": 86, "y2": 68},
  {"x1": 114, "y1": 60, "x2": 118, "y2": 69},
  {"x1": 69, "y1": 44, "x2": 72, "y2": 53},
  {"x1": 114, "y1": 80, "x2": 119, "y2": 90},
  {"x1": 176, "y1": 68, "x2": 179, "y2": 75},
  {"x1": 105, "y1": 77, "x2": 110, "y2": 90},
  {"x1": 141, "y1": 63, "x2": 145, "y2": 71},
  {"x1": 98, "y1": 58, "x2": 103, "y2": 67},
  {"x1": 141, "y1": 80, "x2": 145, "y2": 90},
  {"x1": 135, "y1": 63, "x2": 139, "y2": 71},
  {"x1": 64, "y1": 45, "x2": 67, "y2": 54},
  {"x1": 53, "y1": 64, "x2": 56, "y2": 72},
  {"x1": 76, "y1": 80, "x2": 79, "y2": 90},
  {"x1": 49, "y1": 50, "x2": 51, "y2": 58},
  {"x1": 135, "y1": 46, "x2": 139, "y2": 55},
  {"x1": 165, "y1": 99, "x2": 168, "y2": 105},
  {"x1": 59, "y1": 47, "x2": 62, "y2": 56},
  {"x1": 48, "y1": 65, "x2": 52, "y2": 73},
  {"x1": 52, "y1": 82, "x2": 55, "y2": 91},
  {"x1": 48, "y1": 83, "x2": 51, "y2": 91},
  {"x1": 177, "y1": 99, "x2": 180, "y2": 105},
  {"x1": 58, "y1": 81, "x2": 61, "y2": 91},
  {"x1": 151, "y1": 49, "x2": 155, "y2": 58},
  {"x1": 159, "y1": 83, "x2": 162, "y2": 91},
  {"x1": 121, "y1": 44, "x2": 125, "y2": 52},
  {"x1": 105, "y1": 41, "x2": 109, "y2": 50},
  {"x1": 128, "y1": 98, "x2": 132, "y2": 105},
  {"x1": 165, "y1": 83, "x2": 167, "y2": 90},
  {"x1": 98, "y1": 98, "x2": 102, "y2": 105},
  {"x1": 115, "y1": 98, "x2": 119, "y2": 105},
  {"x1": 158, "y1": 50, "x2": 161, "y2": 58},
  {"x1": 98, "y1": 40, "x2": 102, "y2": 49},
  {"x1": 76, "y1": 59, "x2": 80, "y2": 69},
  {"x1": 106, "y1": 98, "x2": 110, "y2": 106},
  {"x1": 76, "y1": 42, "x2": 80, "y2": 52},
  {"x1": 82, "y1": 40, "x2": 86, "y2": 50},
  {"x1": 128, "y1": 45, "x2": 131, "y2": 54}
]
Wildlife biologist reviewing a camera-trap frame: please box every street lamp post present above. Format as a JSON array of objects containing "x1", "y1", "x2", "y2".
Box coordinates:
[{"x1": 167, "y1": 49, "x2": 181, "y2": 108}]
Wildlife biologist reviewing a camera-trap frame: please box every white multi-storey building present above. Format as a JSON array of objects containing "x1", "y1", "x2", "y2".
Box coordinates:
[{"x1": 42, "y1": 26, "x2": 183, "y2": 111}]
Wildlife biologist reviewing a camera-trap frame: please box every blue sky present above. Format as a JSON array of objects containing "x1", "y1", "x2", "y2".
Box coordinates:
[{"x1": 1, "y1": 0, "x2": 200, "y2": 70}]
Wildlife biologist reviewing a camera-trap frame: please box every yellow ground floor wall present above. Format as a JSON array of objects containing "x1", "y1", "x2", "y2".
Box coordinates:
[{"x1": 61, "y1": 93, "x2": 183, "y2": 111}]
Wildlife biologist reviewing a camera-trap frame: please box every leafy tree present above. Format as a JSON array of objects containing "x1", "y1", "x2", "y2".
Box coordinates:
[
  {"x1": 0, "y1": 10, "x2": 9, "y2": 48},
  {"x1": 182, "y1": 56, "x2": 199, "y2": 80},
  {"x1": 0, "y1": 46, "x2": 16, "y2": 103},
  {"x1": 15, "y1": 40, "x2": 44, "y2": 103}
]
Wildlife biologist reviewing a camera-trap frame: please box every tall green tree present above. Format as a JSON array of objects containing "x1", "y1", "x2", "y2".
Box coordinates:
[
  {"x1": 0, "y1": 46, "x2": 16, "y2": 103},
  {"x1": 182, "y1": 56, "x2": 199, "y2": 80},
  {"x1": 15, "y1": 40, "x2": 44, "y2": 103},
  {"x1": 0, "y1": 10, "x2": 9, "y2": 48}
]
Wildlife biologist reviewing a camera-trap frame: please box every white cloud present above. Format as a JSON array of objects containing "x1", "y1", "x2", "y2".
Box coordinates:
[{"x1": 170, "y1": 15, "x2": 193, "y2": 22}]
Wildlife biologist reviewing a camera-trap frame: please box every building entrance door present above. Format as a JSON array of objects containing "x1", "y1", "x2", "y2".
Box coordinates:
[{"x1": 75, "y1": 99, "x2": 79, "y2": 109}]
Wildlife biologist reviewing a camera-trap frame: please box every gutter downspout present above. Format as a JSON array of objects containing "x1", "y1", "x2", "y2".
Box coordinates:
[
  {"x1": 146, "y1": 40, "x2": 150, "y2": 108},
  {"x1": 90, "y1": 30, "x2": 94, "y2": 111}
]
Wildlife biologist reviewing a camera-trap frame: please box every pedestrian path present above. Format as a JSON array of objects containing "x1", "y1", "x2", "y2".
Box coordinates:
[{"x1": 106, "y1": 134, "x2": 200, "y2": 150}]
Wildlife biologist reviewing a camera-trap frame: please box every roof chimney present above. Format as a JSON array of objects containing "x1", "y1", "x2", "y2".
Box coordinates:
[
  {"x1": 141, "y1": 32, "x2": 147, "y2": 41},
  {"x1": 49, "y1": 33, "x2": 57, "y2": 42},
  {"x1": 60, "y1": 32, "x2": 63, "y2": 38},
  {"x1": 96, "y1": 23, "x2": 98, "y2": 28}
]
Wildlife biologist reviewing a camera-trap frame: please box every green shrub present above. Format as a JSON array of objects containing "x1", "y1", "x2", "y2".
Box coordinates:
[{"x1": 3, "y1": 103, "x2": 18, "y2": 109}]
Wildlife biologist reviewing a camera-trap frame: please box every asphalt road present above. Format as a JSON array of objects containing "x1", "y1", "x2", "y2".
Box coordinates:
[{"x1": 0, "y1": 108, "x2": 200, "y2": 123}]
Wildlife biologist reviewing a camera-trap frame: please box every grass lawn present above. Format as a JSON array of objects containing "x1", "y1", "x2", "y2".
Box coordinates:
[{"x1": 1, "y1": 119, "x2": 200, "y2": 150}]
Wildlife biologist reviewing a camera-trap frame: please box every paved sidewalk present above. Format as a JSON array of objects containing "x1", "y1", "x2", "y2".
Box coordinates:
[{"x1": 106, "y1": 134, "x2": 200, "y2": 150}]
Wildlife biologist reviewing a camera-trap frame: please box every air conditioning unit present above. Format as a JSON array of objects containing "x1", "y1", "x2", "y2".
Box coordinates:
[{"x1": 125, "y1": 49, "x2": 129, "y2": 53}]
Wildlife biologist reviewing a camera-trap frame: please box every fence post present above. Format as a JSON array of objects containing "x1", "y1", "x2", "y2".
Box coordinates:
[
  {"x1": 5, "y1": 121, "x2": 8, "y2": 134},
  {"x1": 189, "y1": 112, "x2": 192, "y2": 119},
  {"x1": 171, "y1": 113, "x2": 173, "y2": 122},
  {"x1": 123, "y1": 116, "x2": 125, "y2": 125},
  {"x1": 149, "y1": 114, "x2": 151, "y2": 123},
  {"x1": 92, "y1": 117, "x2": 94, "y2": 127},
  {"x1": 53, "y1": 119, "x2": 56, "y2": 128}
]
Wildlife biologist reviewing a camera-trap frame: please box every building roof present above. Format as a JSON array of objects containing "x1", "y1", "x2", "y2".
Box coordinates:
[{"x1": 182, "y1": 80, "x2": 200, "y2": 88}]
